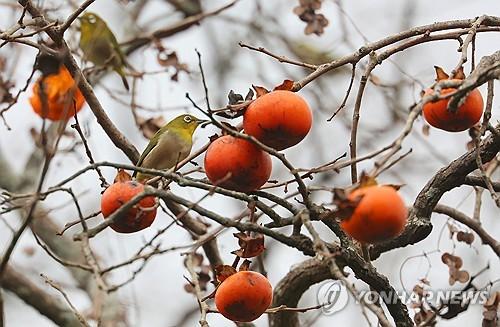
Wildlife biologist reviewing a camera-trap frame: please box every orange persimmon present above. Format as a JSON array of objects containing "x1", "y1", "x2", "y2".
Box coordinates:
[
  {"x1": 101, "y1": 181, "x2": 157, "y2": 233},
  {"x1": 29, "y1": 66, "x2": 85, "y2": 121},
  {"x1": 340, "y1": 185, "x2": 407, "y2": 244},
  {"x1": 423, "y1": 87, "x2": 483, "y2": 132},
  {"x1": 215, "y1": 271, "x2": 273, "y2": 322},
  {"x1": 422, "y1": 67, "x2": 483, "y2": 132},
  {"x1": 204, "y1": 135, "x2": 272, "y2": 192},
  {"x1": 243, "y1": 90, "x2": 312, "y2": 150}
]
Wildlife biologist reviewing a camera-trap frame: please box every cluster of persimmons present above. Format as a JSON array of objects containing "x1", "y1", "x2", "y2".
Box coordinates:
[{"x1": 28, "y1": 63, "x2": 484, "y2": 322}]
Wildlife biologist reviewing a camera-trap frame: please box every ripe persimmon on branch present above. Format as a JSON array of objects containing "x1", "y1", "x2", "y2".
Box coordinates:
[{"x1": 0, "y1": 1, "x2": 499, "y2": 327}]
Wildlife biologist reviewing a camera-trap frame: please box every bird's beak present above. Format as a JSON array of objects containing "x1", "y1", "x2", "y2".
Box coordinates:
[{"x1": 197, "y1": 119, "x2": 210, "y2": 128}]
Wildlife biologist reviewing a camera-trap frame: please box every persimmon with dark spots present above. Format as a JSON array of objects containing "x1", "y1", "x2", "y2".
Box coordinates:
[
  {"x1": 204, "y1": 135, "x2": 272, "y2": 192},
  {"x1": 422, "y1": 87, "x2": 483, "y2": 132},
  {"x1": 101, "y1": 181, "x2": 157, "y2": 233},
  {"x1": 340, "y1": 185, "x2": 407, "y2": 244},
  {"x1": 215, "y1": 271, "x2": 273, "y2": 322},
  {"x1": 243, "y1": 90, "x2": 312, "y2": 150},
  {"x1": 29, "y1": 66, "x2": 85, "y2": 121}
]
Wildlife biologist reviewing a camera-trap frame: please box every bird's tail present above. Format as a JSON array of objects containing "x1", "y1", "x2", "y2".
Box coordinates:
[{"x1": 115, "y1": 67, "x2": 129, "y2": 91}]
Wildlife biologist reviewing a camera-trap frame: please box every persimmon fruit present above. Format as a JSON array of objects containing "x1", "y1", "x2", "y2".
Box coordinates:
[
  {"x1": 243, "y1": 90, "x2": 312, "y2": 150},
  {"x1": 204, "y1": 135, "x2": 272, "y2": 192},
  {"x1": 215, "y1": 271, "x2": 273, "y2": 322},
  {"x1": 101, "y1": 181, "x2": 157, "y2": 233},
  {"x1": 340, "y1": 185, "x2": 407, "y2": 244},
  {"x1": 422, "y1": 82, "x2": 483, "y2": 132},
  {"x1": 29, "y1": 66, "x2": 85, "y2": 121}
]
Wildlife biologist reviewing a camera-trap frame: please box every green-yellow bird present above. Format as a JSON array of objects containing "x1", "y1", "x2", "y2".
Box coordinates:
[
  {"x1": 79, "y1": 12, "x2": 129, "y2": 90},
  {"x1": 133, "y1": 114, "x2": 206, "y2": 182}
]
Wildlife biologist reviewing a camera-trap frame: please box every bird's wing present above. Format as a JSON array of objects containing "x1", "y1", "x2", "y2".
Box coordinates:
[{"x1": 134, "y1": 128, "x2": 166, "y2": 175}]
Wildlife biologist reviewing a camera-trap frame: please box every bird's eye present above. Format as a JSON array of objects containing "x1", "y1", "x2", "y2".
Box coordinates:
[
  {"x1": 88, "y1": 15, "x2": 96, "y2": 24},
  {"x1": 183, "y1": 116, "x2": 193, "y2": 123}
]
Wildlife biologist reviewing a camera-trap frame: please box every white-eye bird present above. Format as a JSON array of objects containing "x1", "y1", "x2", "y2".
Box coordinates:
[
  {"x1": 133, "y1": 114, "x2": 206, "y2": 182},
  {"x1": 78, "y1": 12, "x2": 130, "y2": 90}
]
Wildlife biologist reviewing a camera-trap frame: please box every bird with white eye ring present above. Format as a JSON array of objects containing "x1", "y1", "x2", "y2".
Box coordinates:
[{"x1": 133, "y1": 114, "x2": 208, "y2": 182}]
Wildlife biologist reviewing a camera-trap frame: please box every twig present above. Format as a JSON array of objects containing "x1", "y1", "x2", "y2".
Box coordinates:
[{"x1": 41, "y1": 274, "x2": 91, "y2": 327}]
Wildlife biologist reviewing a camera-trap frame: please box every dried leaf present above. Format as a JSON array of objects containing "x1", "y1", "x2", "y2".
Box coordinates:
[
  {"x1": 244, "y1": 88, "x2": 254, "y2": 101},
  {"x1": 332, "y1": 188, "x2": 364, "y2": 220},
  {"x1": 239, "y1": 259, "x2": 251, "y2": 271},
  {"x1": 456, "y1": 270, "x2": 470, "y2": 283},
  {"x1": 456, "y1": 231, "x2": 475, "y2": 245},
  {"x1": 220, "y1": 122, "x2": 239, "y2": 135},
  {"x1": 208, "y1": 133, "x2": 219, "y2": 142},
  {"x1": 228, "y1": 90, "x2": 244, "y2": 105},
  {"x1": 155, "y1": 44, "x2": 189, "y2": 81},
  {"x1": 114, "y1": 169, "x2": 132, "y2": 183},
  {"x1": 452, "y1": 66, "x2": 465, "y2": 80},
  {"x1": 383, "y1": 183, "x2": 405, "y2": 191},
  {"x1": 420, "y1": 278, "x2": 431, "y2": 286},
  {"x1": 231, "y1": 232, "x2": 265, "y2": 258},
  {"x1": 273, "y1": 79, "x2": 294, "y2": 91},
  {"x1": 434, "y1": 66, "x2": 450, "y2": 81},
  {"x1": 441, "y1": 252, "x2": 469, "y2": 285},
  {"x1": 182, "y1": 252, "x2": 204, "y2": 269},
  {"x1": 482, "y1": 292, "x2": 500, "y2": 326},
  {"x1": 215, "y1": 265, "x2": 237, "y2": 282},
  {"x1": 293, "y1": 0, "x2": 329, "y2": 36},
  {"x1": 252, "y1": 84, "x2": 269, "y2": 97},
  {"x1": 466, "y1": 140, "x2": 475, "y2": 151},
  {"x1": 358, "y1": 172, "x2": 378, "y2": 188},
  {"x1": 422, "y1": 124, "x2": 430, "y2": 137},
  {"x1": 414, "y1": 308, "x2": 437, "y2": 326},
  {"x1": 136, "y1": 115, "x2": 166, "y2": 139}
]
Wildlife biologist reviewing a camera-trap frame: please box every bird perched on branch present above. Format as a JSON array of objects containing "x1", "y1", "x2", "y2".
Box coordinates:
[
  {"x1": 79, "y1": 12, "x2": 130, "y2": 90},
  {"x1": 133, "y1": 114, "x2": 207, "y2": 182}
]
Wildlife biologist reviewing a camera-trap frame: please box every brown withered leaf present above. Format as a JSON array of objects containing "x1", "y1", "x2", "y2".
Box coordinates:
[
  {"x1": 215, "y1": 265, "x2": 237, "y2": 283},
  {"x1": 136, "y1": 115, "x2": 166, "y2": 139},
  {"x1": 231, "y1": 232, "x2": 265, "y2": 258},
  {"x1": 332, "y1": 188, "x2": 364, "y2": 220},
  {"x1": 245, "y1": 88, "x2": 254, "y2": 101},
  {"x1": 434, "y1": 66, "x2": 450, "y2": 81},
  {"x1": 441, "y1": 252, "x2": 470, "y2": 285},
  {"x1": 414, "y1": 307, "x2": 437, "y2": 326},
  {"x1": 293, "y1": 0, "x2": 329, "y2": 36},
  {"x1": 208, "y1": 133, "x2": 219, "y2": 142},
  {"x1": 183, "y1": 252, "x2": 204, "y2": 268},
  {"x1": 252, "y1": 84, "x2": 269, "y2": 97},
  {"x1": 456, "y1": 231, "x2": 474, "y2": 245},
  {"x1": 383, "y1": 183, "x2": 405, "y2": 191},
  {"x1": 482, "y1": 292, "x2": 499, "y2": 326},
  {"x1": 220, "y1": 122, "x2": 239, "y2": 135},
  {"x1": 184, "y1": 264, "x2": 211, "y2": 294},
  {"x1": 451, "y1": 66, "x2": 465, "y2": 80},
  {"x1": 239, "y1": 259, "x2": 251, "y2": 271},
  {"x1": 358, "y1": 172, "x2": 378, "y2": 188},
  {"x1": 228, "y1": 90, "x2": 244, "y2": 105},
  {"x1": 422, "y1": 124, "x2": 430, "y2": 137},
  {"x1": 273, "y1": 79, "x2": 294, "y2": 91},
  {"x1": 420, "y1": 278, "x2": 431, "y2": 286},
  {"x1": 155, "y1": 44, "x2": 189, "y2": 81},
  {"x1": 114, "y1": 169, "x2": 132, "y2": 183}
]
